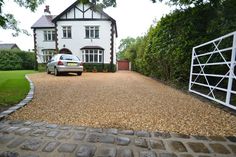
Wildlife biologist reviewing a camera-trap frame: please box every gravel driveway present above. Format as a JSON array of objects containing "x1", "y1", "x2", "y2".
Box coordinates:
[{"x1": 9, "y1": 71, "x2": 236, "y2": 136}]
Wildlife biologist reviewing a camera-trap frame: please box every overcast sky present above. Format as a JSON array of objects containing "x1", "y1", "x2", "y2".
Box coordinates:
[{"x1": 0, "y1": 0, "x2": 173, "y2": 51}]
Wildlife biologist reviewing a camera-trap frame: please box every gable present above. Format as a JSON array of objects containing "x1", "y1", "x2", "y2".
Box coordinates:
[
  {"x1": 53, "y1": 2, "x2": 111, "y2": 21},
  {"x1": 52, "y1": 1, "x2": 118, "y2": 37}
]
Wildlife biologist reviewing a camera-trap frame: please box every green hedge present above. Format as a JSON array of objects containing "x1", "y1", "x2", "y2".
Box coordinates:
[
  {"x1": 83, "y1": 63, "x2": 116, "y2": 72},
  {"x1": 0, "y1": 49, "x2": 35, "y2": 70},
  {"x1": 119, "y1": 0, "x2": 236, "y2": 88},
  {"x1": 38, "y1": 63, "x2": 46, "y2": 72}
]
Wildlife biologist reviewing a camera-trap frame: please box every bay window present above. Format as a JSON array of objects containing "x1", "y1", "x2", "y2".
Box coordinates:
[{"x1": 82, "y1": 49, "x2": 103, "y2": 63}]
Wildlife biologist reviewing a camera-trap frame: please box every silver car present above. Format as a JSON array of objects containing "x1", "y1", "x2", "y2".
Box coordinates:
[{"x1": 46, "y1": 54, "x2": 83, "y2": 76}]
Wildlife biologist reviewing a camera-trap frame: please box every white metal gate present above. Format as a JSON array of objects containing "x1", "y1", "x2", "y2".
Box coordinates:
[{"x1": 189, "y1": 31, "x2": 236, "y2": 110}]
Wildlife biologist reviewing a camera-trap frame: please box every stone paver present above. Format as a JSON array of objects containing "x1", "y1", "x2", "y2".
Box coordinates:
[{"x1": 0, "y1": 120, "x2": 236, "y2": 157}]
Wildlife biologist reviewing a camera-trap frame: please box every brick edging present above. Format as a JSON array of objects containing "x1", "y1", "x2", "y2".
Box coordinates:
[{"x1": 0, "y1": 75, "x2": 34, "y2": 120}]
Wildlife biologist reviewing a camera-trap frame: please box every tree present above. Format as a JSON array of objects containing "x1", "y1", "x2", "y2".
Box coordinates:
[
  {"x1": 117, "y1": 37, "x2": 135, "y2": 59},
  {"x1": 0, "y1": 0, "x2": 44, "y2": 36}
]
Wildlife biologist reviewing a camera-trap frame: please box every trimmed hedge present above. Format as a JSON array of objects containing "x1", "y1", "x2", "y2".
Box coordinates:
[
  {"x1": 38, "y1": 63, "x2": 116, "y2": 73},
  {"x1": 119, "y1": 0, "x2": 236, "y2": 88},
  {"x1": 0, "y1": 49, "x2": 36, "y2": 70},
  {"x1": 83, "y1": 63, "x2": 116, "y2": 72}
]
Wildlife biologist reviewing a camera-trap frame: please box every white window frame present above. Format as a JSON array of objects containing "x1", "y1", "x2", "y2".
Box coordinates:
[
  {"x1": 41, "y1": 49, "x2": 55, "y2": 63},
  {"x1": 85, "y1": 26, "x2": 99, "y2": 39},
  {"x1": 82, "y1": 49, "x2": 103, "y2": 63},
  {"x1": 44, "y1": 30, "x2": 55, "y2": 41},
  {"x1": 62, "y1": 26, "x2": 72, "y2": 39}
]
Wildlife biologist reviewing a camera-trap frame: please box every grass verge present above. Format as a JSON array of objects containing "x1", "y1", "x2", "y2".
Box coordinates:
[{"x1": 0, "y1": 70, "x2": 36, "y2": 107}]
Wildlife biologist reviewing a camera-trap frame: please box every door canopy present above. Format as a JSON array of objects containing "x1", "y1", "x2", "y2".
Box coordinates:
[{"x1": 59, "y1": 48, "x2": 72, "y2": 54}]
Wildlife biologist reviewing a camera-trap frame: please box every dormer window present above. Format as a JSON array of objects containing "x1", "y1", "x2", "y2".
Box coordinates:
[
  {"x1": 62, "y1": 26, "x2": 72, "y2": 38},
  {"x1": 85, "y1": 26, "x2": 99, "y2": 39},
  {"x1": 44, "y1": 30, "x2": 55, "y2": 41}
]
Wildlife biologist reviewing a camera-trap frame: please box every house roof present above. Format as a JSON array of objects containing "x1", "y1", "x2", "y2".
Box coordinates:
[
  {"x1": 52, "y1": 1, "x2": 118, "y2": 37},
  {"x1": 0, "y1": 43, "x2": 20, "y2": 50},
  {"x1": 31, "y1": 15, "x2": 56, "y2": 29}
]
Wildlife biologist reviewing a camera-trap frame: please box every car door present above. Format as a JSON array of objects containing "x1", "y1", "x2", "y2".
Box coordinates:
[{"x1": 48, "y1": 56, "x2": 55, "y2": 71}]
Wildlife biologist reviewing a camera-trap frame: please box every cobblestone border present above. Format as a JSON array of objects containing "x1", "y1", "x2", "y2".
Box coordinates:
[
  {"x1": 0, "y1": 120, "x2": 236, "y2": 157},
  {"x1": 0, "y1": 75, "x2": 34, "y2": 120}
]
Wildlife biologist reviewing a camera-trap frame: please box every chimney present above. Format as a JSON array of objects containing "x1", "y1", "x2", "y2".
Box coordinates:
[{"x1": 44, "y1": 5, "x2": 51, "y2": 15}]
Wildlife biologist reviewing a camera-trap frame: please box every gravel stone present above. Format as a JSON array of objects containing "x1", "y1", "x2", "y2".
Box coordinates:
[{"x1": 8, "y1": 72, "x2": 236, "y2": 136}]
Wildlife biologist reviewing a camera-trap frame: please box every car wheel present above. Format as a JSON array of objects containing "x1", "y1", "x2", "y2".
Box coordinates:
[
  {"x1": 46, "y1": 67, "x2": 51, "y2": 74},
  {"x1": 54, "y1": 67, "x2": 59, "y2": 76},
  {"x1": 77, "y1": 72, "x2": 82, "y2": 76}
]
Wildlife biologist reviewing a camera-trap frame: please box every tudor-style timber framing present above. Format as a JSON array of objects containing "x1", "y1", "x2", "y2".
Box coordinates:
[{"x1": 31, "y1": 1, "x2": 117, "y2": 71}]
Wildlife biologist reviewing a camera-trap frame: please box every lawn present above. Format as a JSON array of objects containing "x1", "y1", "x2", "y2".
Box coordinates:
[{"x1": 0, "y1": 70, "x2": 36, "y2": 107}]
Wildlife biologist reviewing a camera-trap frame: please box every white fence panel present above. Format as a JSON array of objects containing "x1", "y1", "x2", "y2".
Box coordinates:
[{"x1": 189, "y1": 32, "x2": 236, "y2": 110}]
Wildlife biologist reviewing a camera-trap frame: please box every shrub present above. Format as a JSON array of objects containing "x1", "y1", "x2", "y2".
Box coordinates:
[
  {"x1": 38, "y1": 63, "x2": 46, "y2": 72},
  {"x1": 0, "y1": 49, "x2": 35, "y2": 70},
  {"x1": 83, "y1": 63, "x2": 116, "y2": 72},
  {"x1": 0, "y1": 50, "x2": 22, "y2": 70}
]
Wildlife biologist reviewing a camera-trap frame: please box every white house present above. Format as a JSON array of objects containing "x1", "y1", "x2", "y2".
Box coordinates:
[{"x1": 31, "y1": 1, "x2": 117, "y2": 71}]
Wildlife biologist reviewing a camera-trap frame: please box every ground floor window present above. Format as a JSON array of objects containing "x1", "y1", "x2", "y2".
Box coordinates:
[
  {"x1": 41, "y1": 49, "x2": 55, "y2": 63},
  {"x1": 82, "y1": 49, "x2": 103, "y2": 63}
]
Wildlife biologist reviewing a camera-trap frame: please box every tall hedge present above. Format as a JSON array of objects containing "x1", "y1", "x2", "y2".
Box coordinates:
[
  {"x1": 120, "y1": 0, "x2": 236, "y2": 88},
  {"x1": 0, "y1": 49, "x2": 35, "y2": 70}
]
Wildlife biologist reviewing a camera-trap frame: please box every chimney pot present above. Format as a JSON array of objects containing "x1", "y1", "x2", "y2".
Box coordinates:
[{"x1": 44, "y1": 5, "x2": 51, "y2": 15}]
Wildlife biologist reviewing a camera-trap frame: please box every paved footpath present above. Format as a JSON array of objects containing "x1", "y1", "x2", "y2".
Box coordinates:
[{"x1": 0, "y1": 120, "x2": 236, "y2": 157}]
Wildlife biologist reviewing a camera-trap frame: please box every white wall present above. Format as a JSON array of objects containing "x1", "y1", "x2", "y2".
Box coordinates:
[
  {"x1": 35, "y1": 29, "x2": 55, "y2": 63},
  {"x1": 57, "y1": 20, "x2": 115, "y2": 64}
]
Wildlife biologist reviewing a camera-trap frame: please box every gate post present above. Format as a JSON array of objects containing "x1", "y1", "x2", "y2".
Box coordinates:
[
  {"x1": 189, "y1": 48, "x2": 195, "y2": 91},
  {"x1": 225, "y1": 33, "x2": 236, "y2": 105}
]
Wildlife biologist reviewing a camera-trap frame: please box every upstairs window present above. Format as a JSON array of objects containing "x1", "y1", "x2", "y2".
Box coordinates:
[
  {"x1": 85, "y1": 26, "x2": 99, "y2": 39},
  {"x1": 62, "y1": 26, "x2": 72, "y2": 38},
  {"x1": 44, "y1": 30, "x2": 55, "y2": 41}
]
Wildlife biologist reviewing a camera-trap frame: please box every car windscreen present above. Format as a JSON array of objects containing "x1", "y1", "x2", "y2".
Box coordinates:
[{"x1": 60, "y1": 55, "x2": 80, "y2": 61}]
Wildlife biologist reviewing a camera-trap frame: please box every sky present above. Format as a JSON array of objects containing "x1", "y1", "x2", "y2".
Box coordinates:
[{"x1": 0, "y1": 0, "x2": 173, "y2": 51}]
